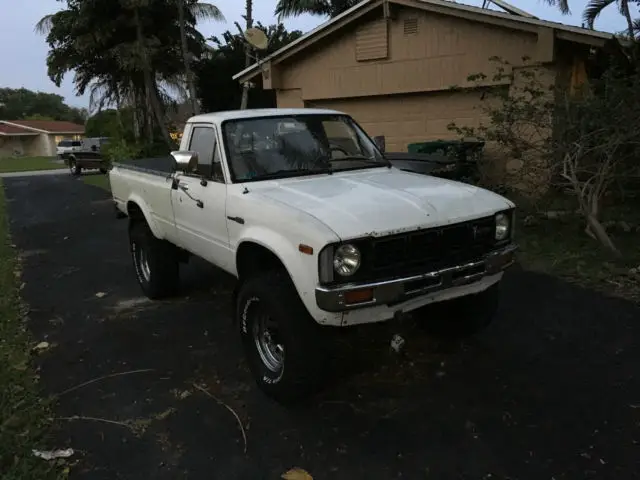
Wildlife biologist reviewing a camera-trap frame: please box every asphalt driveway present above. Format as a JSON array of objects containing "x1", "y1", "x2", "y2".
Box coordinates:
[{"x1": 4, "y1": 175, "x2": 640, "y2": 479}]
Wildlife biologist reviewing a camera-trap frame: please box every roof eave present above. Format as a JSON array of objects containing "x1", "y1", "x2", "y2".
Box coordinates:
[
  {"x1": 232, "y1": 0, "x2": 618, "y2": 84},
  {"x1": 233, "y1": 0, "x2": 381, "y2": 83}
]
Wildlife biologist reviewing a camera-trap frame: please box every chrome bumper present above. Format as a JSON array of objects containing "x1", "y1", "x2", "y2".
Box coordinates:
[{"x1": 315, "y1": 244, "x2": 517, "y2": 312}]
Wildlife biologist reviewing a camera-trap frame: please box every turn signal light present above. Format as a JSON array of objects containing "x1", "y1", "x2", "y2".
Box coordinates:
[{"x1": 344, "y1": 289, "x2": 374, "y2": 305}]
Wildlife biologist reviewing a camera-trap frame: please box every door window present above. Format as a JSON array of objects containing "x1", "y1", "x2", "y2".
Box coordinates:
[{"x1": 188, "y1": 126, "x2": 224, "y2": 182}]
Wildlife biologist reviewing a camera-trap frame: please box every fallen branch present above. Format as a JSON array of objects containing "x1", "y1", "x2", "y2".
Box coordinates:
[
  {"x1": 193, "y1": 383, "x2": 247, "y2": 454},
  {"x1": 54, "y1": 415, "x2": 134, "y2": 431},
  {"x1": 55, "y1": 369, "x2": 155, "y2": 398}
]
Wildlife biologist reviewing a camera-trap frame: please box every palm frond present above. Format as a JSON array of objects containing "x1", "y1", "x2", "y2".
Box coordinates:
[
  {"x1": 582, "y1": 0, "x2": 617, "y2": 29},
  {"x1": 539, "y1": 0, "x2": 571, "y2": 14},
  {"x1": 275, "y1": 0, "x2": 332, "y2": 20},
  {"x1": 189, "y1": 2, "x2": 225, "y2": 22},
  {"x1": 34, "y1": 13, "x2": 55, "y2": 35}
]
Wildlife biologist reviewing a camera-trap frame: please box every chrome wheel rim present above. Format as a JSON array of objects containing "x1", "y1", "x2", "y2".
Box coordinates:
[
  {"x1": 138, "y1": 246, "x2": 151, "y2": 282},
  {"x1": 252, "y1": 306, "x2": 284, "y2": 372}
]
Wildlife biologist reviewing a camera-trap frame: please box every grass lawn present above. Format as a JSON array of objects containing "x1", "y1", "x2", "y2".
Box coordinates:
[
  {"x1": 0, "y1": 180, "x2": 61, "y2": 479},
  {"x1": 81, "y1": 173, "x2": 111, "y2": 192},
  {"x1": 0, "y1": 157, "x2": 66, "y2": 174}
]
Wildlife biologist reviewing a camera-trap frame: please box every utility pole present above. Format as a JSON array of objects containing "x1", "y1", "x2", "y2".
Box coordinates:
[{"x1": 240, "y1": 0, "x2": 253, "y2": 110}]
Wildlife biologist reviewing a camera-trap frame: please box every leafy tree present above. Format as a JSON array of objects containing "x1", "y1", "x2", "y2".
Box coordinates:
[
  {"x1": 194, "y1": 23, "x2": 303, "y2": 112},
  {"x1": 38, "y1": 0, "x2": 209, "y2": 147},
  {"x1": 175, "y1": 1, "x2": 225, "y2": 116},
  {"x1": 274, "y1": 0, "x2": 360, "y2": 19},
  {"x1": 85, "y1": 108, "x2": 135, "y2": 140},
  {"x1": 0, "y1": 88, "x2": 86, "y2": 123}
]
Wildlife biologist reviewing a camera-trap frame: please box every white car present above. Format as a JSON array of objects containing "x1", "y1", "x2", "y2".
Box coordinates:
[{"x1": 109, "y1": 108, "x2": 517, "y2": 403}]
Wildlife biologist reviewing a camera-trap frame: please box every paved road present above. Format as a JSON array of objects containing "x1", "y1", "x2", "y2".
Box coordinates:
[
  {"x1": 4, "y1": 175, "x2": 640, "y2": 480},
  {"x1": 0, "y1": 168, "x2": 68, "y2": 178}
]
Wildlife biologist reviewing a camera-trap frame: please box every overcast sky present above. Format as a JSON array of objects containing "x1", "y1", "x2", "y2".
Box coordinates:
[{"x1": 0, "y1": 0, "x2": 632, "y2": 109}]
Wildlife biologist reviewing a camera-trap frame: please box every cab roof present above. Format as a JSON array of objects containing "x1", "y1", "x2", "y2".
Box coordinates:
[{"x1": 187, "y1": 108, "x2": 346, "y2": 124}]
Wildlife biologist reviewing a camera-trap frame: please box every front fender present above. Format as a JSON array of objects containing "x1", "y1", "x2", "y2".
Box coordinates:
[
  {"x1": 235, "y1": 226, "x2": 321, "y2": 313},
  {"x1": 127, "y1": 194, "x2": 163, "y2": 239}
]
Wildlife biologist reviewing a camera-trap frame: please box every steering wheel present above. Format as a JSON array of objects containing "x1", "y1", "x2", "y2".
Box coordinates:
[{"x1": 329, "y1": 144, "x2": 350, "y2": 158}]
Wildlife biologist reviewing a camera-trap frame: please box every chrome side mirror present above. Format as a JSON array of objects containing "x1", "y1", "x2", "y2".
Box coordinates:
[{"x1": 171, "y1": 150, "x2": 199, "y2": 174}]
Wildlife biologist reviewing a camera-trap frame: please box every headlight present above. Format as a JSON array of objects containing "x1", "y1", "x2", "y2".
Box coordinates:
[
  {"x1": 333, "y1": 244, "x2": 361, "y2": 276},
  {"x1": 495, "y1": 212, "x2": 510, "y2": 241}
]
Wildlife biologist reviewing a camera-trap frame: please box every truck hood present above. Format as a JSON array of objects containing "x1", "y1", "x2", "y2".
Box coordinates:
[{"x1": 249, "y1": 167, "x2": 513, "y2": 240}]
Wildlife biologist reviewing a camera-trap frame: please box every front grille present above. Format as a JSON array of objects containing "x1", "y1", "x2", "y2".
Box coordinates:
[{"x1": 370, "y1": 216, "x2": 497, "y2": 279}]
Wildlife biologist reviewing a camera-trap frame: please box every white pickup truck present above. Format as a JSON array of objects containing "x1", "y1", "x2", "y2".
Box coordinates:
[{"x1": 109, "y1": 108, "x2": 517, "y2": 403}]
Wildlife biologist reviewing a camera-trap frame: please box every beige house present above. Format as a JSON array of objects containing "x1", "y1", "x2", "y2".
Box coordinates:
[
  {"x1": 0, "y1": 120, "x2": 85, "y2": 157},
  {"x1": 234, "y1": 0, "x2": 617, "y2": 153}
]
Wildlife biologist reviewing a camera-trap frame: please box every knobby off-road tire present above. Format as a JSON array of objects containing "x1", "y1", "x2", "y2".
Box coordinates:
[
  {"x1": 237, "y1": 271, "x2": 329, "y2": 405},
  {"x1": 414, "y1": 283, "x2": 500, "y2": 339},
  {"x1": 129, "y1": 221, "x2": 179, "y2": 299}
]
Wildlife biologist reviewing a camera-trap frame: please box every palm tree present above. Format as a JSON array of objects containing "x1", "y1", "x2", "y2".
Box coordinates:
[
  {"x1": 176, "y1": 1, "x2": 224, "y2": 116},
  {"x1": 543, "y1": 0, "x2": 635, "y2": 39},
  {"x1": 582, "y1": 0, "x2": 635, "y2": 38},
  {"x1": 274, "y1": 0, "x2": 360, "y2": 19}
]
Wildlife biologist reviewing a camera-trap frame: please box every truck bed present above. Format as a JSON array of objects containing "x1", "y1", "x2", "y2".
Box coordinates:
[{"x1": 114, "y1": 156, "x2": 175, "y2": 175}]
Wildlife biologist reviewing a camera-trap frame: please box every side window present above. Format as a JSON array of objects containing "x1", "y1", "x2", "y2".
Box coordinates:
[{"x1": 188, "y1": 126, "x2": 215, "y2": 179}]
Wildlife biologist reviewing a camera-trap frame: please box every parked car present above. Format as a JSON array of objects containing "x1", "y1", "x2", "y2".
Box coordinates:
[
  {"x1": 109, "y1": 108, "x2": 517, "y2": 404},
  {"x1": 66, "y1": 137, "x2": 111, "y2": 175},
  {"x1": 56, "y1": 139, "x2": 82, "y2": 158}
]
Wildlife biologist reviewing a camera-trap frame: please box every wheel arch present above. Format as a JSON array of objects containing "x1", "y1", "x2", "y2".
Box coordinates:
[{"x1": 126, "y1": 198, "x2": 162, "y2": 238}]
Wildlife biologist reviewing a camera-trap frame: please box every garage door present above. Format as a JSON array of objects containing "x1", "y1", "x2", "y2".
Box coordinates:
[{"x1": 306, "y1": 90, "x2": 484, "y2": 153}]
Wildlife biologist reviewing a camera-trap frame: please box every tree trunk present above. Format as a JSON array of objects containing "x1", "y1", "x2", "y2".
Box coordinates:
[
  {"x1": 587, "y1": 214, "x2": 620, "y2": 256},
  {"x1": 178, "y1": 0, "x2": 200, "y2": 116},
  {"x1": 133, "y1": 7, "x2": 173, "y2": 147},
  {"x1": 240, "y1": 0, "x2": 253, "y2": 110},
  {"x1": 622, "y1": 2, "x2": 635, "y2": 40}
]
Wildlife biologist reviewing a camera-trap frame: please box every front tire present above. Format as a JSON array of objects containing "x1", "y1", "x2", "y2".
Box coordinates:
[
  {"x1": 129, "y1": 221, "x2": 179, "y2": 299},
  {"x1": 69, "y1": 158, "x2": 81, "y2": 176},
  {"x1": 237, "y1": 271, "x2": 328, "y2": 404},
  {"x1": 413, "y1": 283, "x2": 500, "y2": 339}
]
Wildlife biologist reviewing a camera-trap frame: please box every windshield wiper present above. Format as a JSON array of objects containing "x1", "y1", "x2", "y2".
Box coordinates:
[
  {"x1": 331, "y1": 155, "x2": 392, "y2": 168},
  {"x1": 243, "y1": 167, "x2": 332, "y2": 182}
]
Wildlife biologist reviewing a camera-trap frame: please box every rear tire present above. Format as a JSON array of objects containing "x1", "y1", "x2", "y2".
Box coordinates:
[
  {"x1": 237, "y1": 271, "x2": 329, "y2": 404},
  {"x1": 129, "y1": 220, "x2": 179, "y2": 299},
  {"x1": 413, "y1": 283, "x2": 500, "y2": 339}
]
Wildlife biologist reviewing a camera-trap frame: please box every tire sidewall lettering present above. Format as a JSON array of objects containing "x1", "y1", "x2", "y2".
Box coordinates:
[{"x1": 240, "y1": 294, "x2": 285, "y2": 385}]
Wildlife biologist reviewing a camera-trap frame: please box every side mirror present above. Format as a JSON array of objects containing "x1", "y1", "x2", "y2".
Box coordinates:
[
  {"x1": 373, "y1": 135, "x2": 386, "y2": 154},
  {"x1": 171, "y1": 150, "x2": 199, "y2": 174}
]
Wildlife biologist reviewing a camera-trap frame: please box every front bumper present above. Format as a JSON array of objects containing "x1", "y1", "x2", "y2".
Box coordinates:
[{"x1": 315, "y1": 243, "x2": 517, "y2": 312}]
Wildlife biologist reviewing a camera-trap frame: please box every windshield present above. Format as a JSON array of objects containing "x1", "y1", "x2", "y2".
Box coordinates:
[{"x1": 222, "y1": 114, "x2": 386, "y2": 182}]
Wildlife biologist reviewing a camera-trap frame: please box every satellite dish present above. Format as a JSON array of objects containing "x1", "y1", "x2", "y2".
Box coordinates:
[{"x1": 244, "y1": 28, "x2": 269, "y2": 50}]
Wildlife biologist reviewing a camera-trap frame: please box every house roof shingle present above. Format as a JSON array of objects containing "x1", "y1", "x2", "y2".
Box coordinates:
[
  {"x1": 3, "y1": 120, "x2": 85, "y2": 134},
  {"x1": 0, "y1": 123, "x2": 39, "y2": 135}
]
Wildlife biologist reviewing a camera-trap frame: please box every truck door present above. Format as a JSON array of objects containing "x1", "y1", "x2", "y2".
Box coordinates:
[{"x1": 171, "y1": 124, "x2": 233, "y2": 271}]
